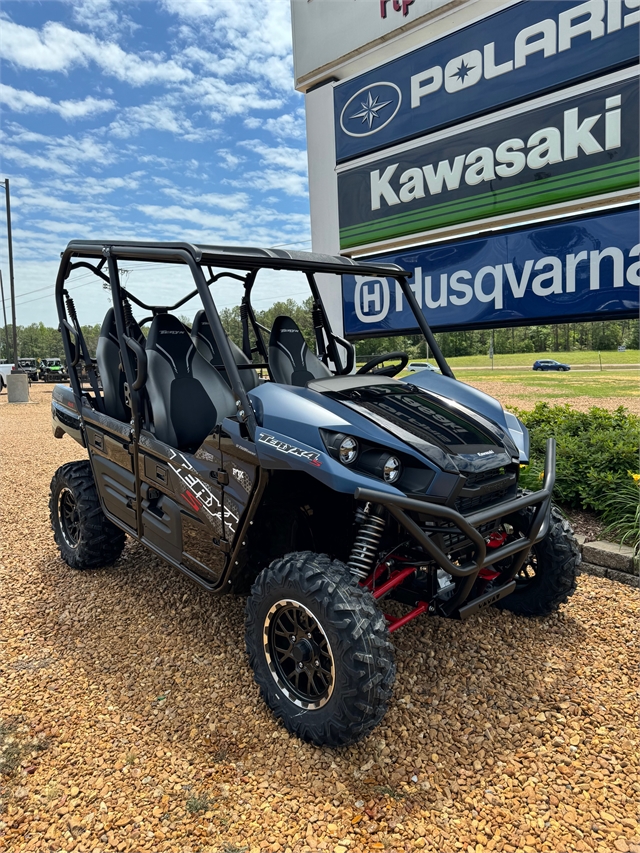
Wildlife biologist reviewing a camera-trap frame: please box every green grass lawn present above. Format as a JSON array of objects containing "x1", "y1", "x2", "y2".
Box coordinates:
[
  {"x1": 443, "y1": 349, "x2": 639, "y2": 369},
  {"x1": 460, "y1": 368, "x2": 639, "y2": 400}
]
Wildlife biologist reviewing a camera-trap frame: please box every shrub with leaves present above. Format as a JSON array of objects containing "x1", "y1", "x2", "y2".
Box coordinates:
[{"x1": 516, "y1": 404, "x2": 640, "y2": 513}]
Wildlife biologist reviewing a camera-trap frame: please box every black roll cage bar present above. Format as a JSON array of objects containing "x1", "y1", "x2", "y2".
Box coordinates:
[{"x1": 55, "y1": 239, "x2": 456, "y2": 444}]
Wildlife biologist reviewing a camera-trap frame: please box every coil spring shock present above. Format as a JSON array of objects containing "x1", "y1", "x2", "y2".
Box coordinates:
[
  {"x1": 347, "y1": 503, "x2": 386, "y2": 580},
  {"x1": 64, "y1": 290, "x2": 79, "y2": 328},
  {"x1": 122, "y1": 296, "x2": 135, "y2": 335}
]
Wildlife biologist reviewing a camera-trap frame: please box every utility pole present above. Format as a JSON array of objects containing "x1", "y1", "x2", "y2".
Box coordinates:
[
  {"x1": 0, "y1": 270, "x2": 10, "y2": 361},
  {"x1": 2, "y1": 179, "x2": 18, "y2": 364}
]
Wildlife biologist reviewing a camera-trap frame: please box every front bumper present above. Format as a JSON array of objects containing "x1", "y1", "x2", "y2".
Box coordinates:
[{"x1": 354, "y1": 438, "x2": 556, "y2": 618}]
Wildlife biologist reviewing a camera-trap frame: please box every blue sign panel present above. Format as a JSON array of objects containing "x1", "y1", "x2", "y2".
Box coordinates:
[
  {"x1": 334, "y1": 0, "x2": 640, "y2": 162},
  {"x1": 342, "y1": 206, "x2": 640, "y2": 336}
]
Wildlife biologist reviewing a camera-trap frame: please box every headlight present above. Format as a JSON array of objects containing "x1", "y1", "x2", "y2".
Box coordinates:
[
  {"x1": 383, "y1": 456, "x2": 401, "y2": 483},
  {"x1": 339, "y1": 436, "x2": 358, "y2": 465}
]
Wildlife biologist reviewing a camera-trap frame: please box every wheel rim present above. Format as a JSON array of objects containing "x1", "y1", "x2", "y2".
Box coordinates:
[
  {"x1": 58, "y1": 487, "x2": 80, "y2": 549},
  {"x1": 513, "y1": 548, "x2": 539, "y2": 589},
  {"x1": 263, "y1": 599, "x2": 335, "y2": 710}
]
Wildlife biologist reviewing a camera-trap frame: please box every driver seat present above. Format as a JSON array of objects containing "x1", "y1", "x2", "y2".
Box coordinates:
[
  {"x1": 96, "y1": 307, "x2": 146, "y2": 422},
  {"x1": 268, "y1": 316, "x2": 332, "y2": 386},
  {"x1": 146, "y1": 313, "x2": 236, "y2": 450}
]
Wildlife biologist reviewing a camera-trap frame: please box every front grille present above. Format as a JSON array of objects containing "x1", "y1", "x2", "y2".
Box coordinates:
[
  {"x1": 455, "y1": 467, "x2": 517, "y2": 516},
  {"x1": 456, "y1": 487, "x2": 511, "y2": 515}
]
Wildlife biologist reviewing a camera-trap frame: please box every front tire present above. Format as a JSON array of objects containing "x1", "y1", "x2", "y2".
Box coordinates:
[
  {"x1": 49, "y1": 461, "x2": 126, "y2": 569},
  {"x1": 497, "y1": 505, "x2": 579, "y2": 616},
  {"x1": 245, "y1": 552, "x2": 395, "y2": 747}
]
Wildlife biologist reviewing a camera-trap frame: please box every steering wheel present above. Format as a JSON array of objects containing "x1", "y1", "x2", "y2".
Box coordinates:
[{"x1": 356, "y1": 351, "x2": 409, "y2": 378}]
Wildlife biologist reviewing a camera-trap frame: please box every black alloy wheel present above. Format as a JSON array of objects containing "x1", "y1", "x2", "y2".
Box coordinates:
[
  {"x1": 58, "y1": 487, "x2": 81, "y2": 549},
  {"x1": 246, "y1": 551, "x2": 395, "y2": 747},
  {"x1": 50, "y1": 461, "x2": 126, "y2": 570},
  {"x1": 264, "y1": 598, "x2": 334, "y2": 709}
]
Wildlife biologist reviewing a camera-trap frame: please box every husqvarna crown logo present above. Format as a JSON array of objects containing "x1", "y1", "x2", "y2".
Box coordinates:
[{"x1": 340, "y1": 83, "x2": 402, "y2": 137}]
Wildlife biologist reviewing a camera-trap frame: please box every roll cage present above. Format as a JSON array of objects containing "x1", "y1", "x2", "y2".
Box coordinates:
[{"x1": 55, "y1": 240, "x2": 454, "y2": 442}]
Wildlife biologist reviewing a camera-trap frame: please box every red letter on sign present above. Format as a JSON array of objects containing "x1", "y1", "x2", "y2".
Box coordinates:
[{"x1": 380, "y1": 0, "x2": 390, "y2": 17}]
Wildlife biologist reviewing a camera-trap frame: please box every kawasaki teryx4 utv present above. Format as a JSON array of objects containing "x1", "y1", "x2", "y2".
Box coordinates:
[
  {"x1": 49, "y1": 240, "x2": 579, "y2": 747},
  {"x1": 40, "y1": 357, "x2": 67, "y2": 383}
]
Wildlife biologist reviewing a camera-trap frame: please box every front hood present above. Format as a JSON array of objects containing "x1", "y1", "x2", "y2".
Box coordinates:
[{"x1": 307, "y1": 376, "x2": 519, "y2": 474}]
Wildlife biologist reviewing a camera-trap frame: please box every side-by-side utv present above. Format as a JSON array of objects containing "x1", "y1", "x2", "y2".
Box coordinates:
[{"x1": 49, "y1": 240, "x2": 579, "y2": 747}]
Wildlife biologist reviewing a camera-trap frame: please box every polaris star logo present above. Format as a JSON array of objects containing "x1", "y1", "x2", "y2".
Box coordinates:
[{"x1": 340, "y1": 83, "x2": 402, "y2": 138}]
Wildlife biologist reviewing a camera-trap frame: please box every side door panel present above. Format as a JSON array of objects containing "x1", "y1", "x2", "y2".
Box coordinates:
[
  {"x1": 85, "y1": 421, "x2": 137, "y2": 532},
  {"x1": 139, "y1": 430, "x2": 229, "y2": 584},
  {"x1": 219, "y1": 418, "x2": 259, "y2": 544}
]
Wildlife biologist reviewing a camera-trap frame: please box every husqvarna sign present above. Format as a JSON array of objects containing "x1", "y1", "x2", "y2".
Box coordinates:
[
  {"x1": 342, "y1": 206, "x2": 640, "y2": 335},
  {"x1": 333, "y1": 0, "x2": 640, "y2": 162}
]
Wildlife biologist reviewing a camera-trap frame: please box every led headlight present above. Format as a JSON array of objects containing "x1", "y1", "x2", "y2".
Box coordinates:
[
  {"x1": 339, "y1": 436, "x2": 359, "y2": 465},
  {"x1": 383, "y1": 455, "x2": 401, "y2": 483}
]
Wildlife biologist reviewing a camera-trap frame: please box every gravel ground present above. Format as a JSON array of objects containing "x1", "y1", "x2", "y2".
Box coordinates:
[{"x1": 1, "y1": 385, "x2": 639, "y2": 853}]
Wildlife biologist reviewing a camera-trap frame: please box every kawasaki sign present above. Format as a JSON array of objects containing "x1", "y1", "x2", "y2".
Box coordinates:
[
  {"x1": 338, "y1": 73, "x2": 638, "y2": 250},
  {"x1": 334, "y1": 0, "x2": 640, "y2": 162},
  {"x1": 341, "y1": 206, "x2": 639, "y2": 336}
]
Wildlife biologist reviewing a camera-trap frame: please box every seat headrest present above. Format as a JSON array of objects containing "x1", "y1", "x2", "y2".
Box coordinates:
[
  {"x1": 147, "y1": 314, "x2": 195, "y2": 377},
  {"x1": 269, "y1": 315, "x2": 304, "y2": 345}
]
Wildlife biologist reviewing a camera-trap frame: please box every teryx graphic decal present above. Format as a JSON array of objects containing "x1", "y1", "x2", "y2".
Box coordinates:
[
  {"x1": 258, "y1": 433, "x2": 322, "y2": 467},
  {"x1": 168, "y1": 449, "x2": 239, "y2": 533}
]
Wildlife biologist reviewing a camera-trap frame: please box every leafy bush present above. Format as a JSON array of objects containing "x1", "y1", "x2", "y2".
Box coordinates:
[{"x1": 516, "y1": 403, "x2": 640, "y2": 513}]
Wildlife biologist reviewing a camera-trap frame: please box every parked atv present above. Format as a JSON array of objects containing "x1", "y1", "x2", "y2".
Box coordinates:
[
  {"x1": 40, "y1": 358, "x2": 67, "y2": 383},
  {"x1": 49, "y1": 240, "x2": 579, "y2": 747},
  {"x1": 14, "y1": 358, "x2": 39, "y2": 382}
]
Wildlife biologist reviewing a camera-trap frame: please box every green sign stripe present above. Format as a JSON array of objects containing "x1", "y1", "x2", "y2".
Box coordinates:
[
  {"x1": 339, "y1": 157, "x2": 639, "y2": 240},
  {"x1": 341, "y1": 172, "x2": 638, "y2": 247},
  {"x1": 341, "y1": 171, "x2": 638, "y2": 247},
  {"x1": 339, "y1": 165, "x2": 639, "y2": 248}
]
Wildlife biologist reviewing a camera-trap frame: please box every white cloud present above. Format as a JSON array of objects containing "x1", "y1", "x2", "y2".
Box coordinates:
[
  {"x1": 263, "y1": 110, "x2": 306, "y2": 141},
  {"x1": 67, "y1": 0, "x2": 140, "y2": 35},
  {"x1": 0, "y1": 83, "x2": 116, "y2": 120},
  {"x1": 188, "y1": 77, "x2": 283, "y2": 119},
  {"x1": 241, "y1": 169, "x2": 308, "y2": 198},
  {"x1": 241, "y1": 140, "x2": 307, "y2": 173},
  {"x1": 161, "y1": 187, "x2": 250, "y2": 211},
  {"x1": 164, "y1": 0, "x2": 294, "y2": 91},
  {"x1": 0, "y1": 19, "x2": 192, "y2": 86},
  {"x1": 107, "y1": 100, "x2": 215, "y2": 142}
]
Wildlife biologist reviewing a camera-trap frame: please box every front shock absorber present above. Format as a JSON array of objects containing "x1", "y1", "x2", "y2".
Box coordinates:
[{"x1": 348, "y1": 503, "x2": 386, "y2": 580}]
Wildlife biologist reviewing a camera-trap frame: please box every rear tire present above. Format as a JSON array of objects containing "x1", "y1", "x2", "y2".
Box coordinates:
[
  {"x1": 50, "y1": 461, "x2": 126, "y2": 569},
  {"x1": 497, "y1": 504, "x2": 579, "y2": 616},
  {"x1": 245, "y1": 552, "x2": 395, "y2": 747}
]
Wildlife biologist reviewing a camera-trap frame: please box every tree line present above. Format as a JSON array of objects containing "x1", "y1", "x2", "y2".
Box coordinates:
[{"x1": 1, "y1": 308, "x2": 637, "y2": 363}]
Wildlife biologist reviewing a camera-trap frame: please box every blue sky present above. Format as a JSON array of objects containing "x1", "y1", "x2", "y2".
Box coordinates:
[{"x1": 0, "y1": 0, "x2": 311, "y2": 326}]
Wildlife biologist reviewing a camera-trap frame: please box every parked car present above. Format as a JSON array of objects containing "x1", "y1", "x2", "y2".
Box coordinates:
[
  {"x1": 532, "y1": 359, "x2": 571, "y2": 371},
  {"x1": 13, "y1": 358, "x2": 39, "y2": 381},
  {"x1": 406, "y1": 361, "x2": 440, "y2": 373},
  {"x1": 0, "y1": 362, "x2": 14, "y2": 391},
  {"x1": 39, "y1": 358, "x2": 67, "y2": 382}
]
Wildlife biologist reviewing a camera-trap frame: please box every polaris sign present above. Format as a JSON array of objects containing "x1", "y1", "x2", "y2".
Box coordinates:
[
  {"x1": 342, "y1": 206, "x2": 640, "y2": 336},
  {"x1": 338, "y1": 73, "x2": 638, "y2": 249},
  {"x1": 334, "y1": 0, "x2": 640, "y2": 162}
]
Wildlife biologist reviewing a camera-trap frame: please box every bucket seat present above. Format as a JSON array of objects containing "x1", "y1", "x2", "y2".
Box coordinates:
[
  {"x1": 96, "y1": 307, "x2": 146, "y2": 422},
  {"x1": 145, "y1": 313, "x2": 236, "y2": 450},
  {"x1": 268, "y1": 316, "x2": 332, "y2": 386},
  {"x1": 191, "y1": 310, "x2": 260, "y2": 392}
]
